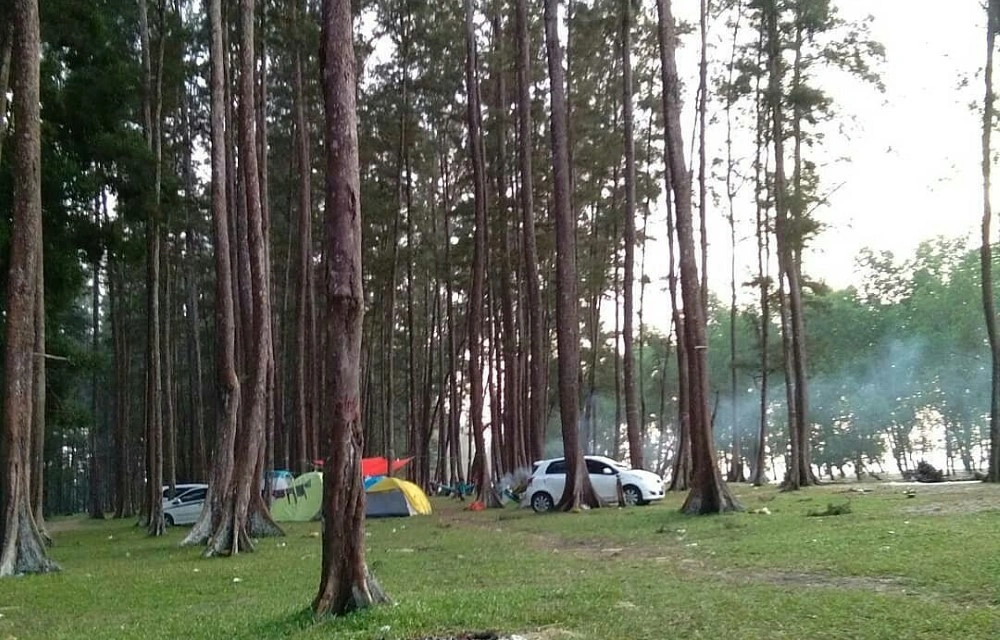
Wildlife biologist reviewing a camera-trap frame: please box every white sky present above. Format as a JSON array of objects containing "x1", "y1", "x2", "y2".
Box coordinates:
[
  {"x1": 631, "y1": 0, "x2": 988, "y2": 333},
  {"x1": 802, "y1": 0, "x2": 984, "y2": 286}
]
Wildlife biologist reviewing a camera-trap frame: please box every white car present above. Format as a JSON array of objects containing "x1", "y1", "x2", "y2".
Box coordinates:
[
  {"x1": 524, "y1": 455, "x2": 665, "y2": 513},
  {"x1": 163, "y1": 486, "x2": 207, "y2": 526},
  {"x1": 161, "y1": 483, "x2": 207, "y2": 506}
]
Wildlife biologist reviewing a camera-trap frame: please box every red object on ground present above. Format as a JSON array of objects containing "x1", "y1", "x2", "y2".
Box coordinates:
[
  {"x1": 467, "y1": 501, "x2": 486, "y2": 512},
  {"x1": 311, "y1": 456, "x2": 413, "y2": 477}
]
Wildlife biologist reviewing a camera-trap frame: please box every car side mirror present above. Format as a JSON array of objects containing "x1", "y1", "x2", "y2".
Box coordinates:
[
  {"x1": 603, "y1": 468, "x2": 615, "y2": 475},
  {"x1": 171, "y1": 499, "x2": 181, "y2": 506}
]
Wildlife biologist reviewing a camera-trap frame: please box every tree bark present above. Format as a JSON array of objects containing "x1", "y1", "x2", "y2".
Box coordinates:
[
  {"x1": 698, "y1": 0, "x2": 710, "y2": 308},
  {"x1": 787, "y1": 13, "x2": 813, "y2": 487},
  {"x1": 621, "y1": 0, "x2": 642, "y2": 469},
  {"x1": 984, "y1": 0, "x2": 1000, "y2": 482},
  {"x1": 89, "y1": 242, "x2": 105, "y2": 518},
  {"x1": 110, "y1": 245, "x2": 134, "y2": 517},
  {"x1": 292, "y1": 0, "x2": 312, "y2": 475},
  {"x1": 765, "y1": 1, "x2": 811, "y2": 490},
  {"x1": 441, "y1": 134, "x2": 465, "y2": 485},
  {"x1": 658, "y1": 0, "x2": 740, "y2": 513},
  {"x1": 183, "y1": 0, "x2": 241, "y2": 550},
  {"x1": 515, "y1": 0, "x2": 545, "y2": 463},
  {"x1": 613, "y1": 244, "x2": 622, "y2": 458},
  {"x1": 32, "y1": 227, "x2": 49, "y2": 541},
  {"x1": 139, "y1": 0, "x2": 166, "y2": 536},
  {"x1": 493, "y1": 5, "x2": 522, "y2": 475},
  {"x1": 180, "y1": 85, "x2": 207, "y2": 482},
  {"x1": 199, "y1": 0, "x2": 283, "y2": 555},
  {"x1": 1, "y1": 0, "x2": 57, "y2": 575},
  {"x1": 256, "y1": 0, "x2": 276, "y2": 504},
  {"x1": 749, "y1": 28, "x2": 770, "y2": 487},
  {"x1": 725, "y1": 2, "x2": 745, "y2": 484},
  {"x1": 464, "y1": 0, "x2": 495, "y2": 503},
  {"x1": 544, "y1": 0, "x2": 599, "y2": 510},
  {"x1": 665, "y1": 144, "x2": 690, "y2": 491},
  {"x1": 313, "y1": 0, "x2": 390, "y2": 614},
  {"x1": 404, "y1": 78, "x2": 418, "y2": 482},
  {"x1": 162, "y1": 239, "x2": 177, "y2": 499}
]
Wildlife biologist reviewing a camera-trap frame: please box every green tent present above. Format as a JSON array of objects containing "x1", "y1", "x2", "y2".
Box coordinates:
[{"x1": 270, "y1": 471, "x2": 324, "y2": 522}]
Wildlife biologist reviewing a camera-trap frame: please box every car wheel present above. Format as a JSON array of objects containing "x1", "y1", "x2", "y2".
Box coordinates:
[
  {"x1": 164, "y1": 513, "x2": 175, "y2": 527},
  {"x1": 531, "y1": 491, "x2": 554, "y2": 513},
  {"x1": 622, "y1": 484, "x2": 644, "y2": 506}
]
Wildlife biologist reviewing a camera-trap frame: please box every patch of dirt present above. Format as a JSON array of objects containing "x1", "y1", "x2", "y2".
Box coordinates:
[
  {"x1": 727, "y1": 569, "x2": 911, "y2": 593},
  {"x1": 902, "y1": 498, "x2": 1000, "y2": 516},
  {"x1": 674, "y1": 557, "x2": 915, "y2": 595}
]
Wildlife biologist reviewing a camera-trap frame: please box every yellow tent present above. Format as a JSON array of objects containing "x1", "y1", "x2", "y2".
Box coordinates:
[
  {"x1": 270, "y1": 471, "x2": 324, "y2": 522},
  {"x1": 365, "y1": 477, "x2": 432, "y2": 517}
]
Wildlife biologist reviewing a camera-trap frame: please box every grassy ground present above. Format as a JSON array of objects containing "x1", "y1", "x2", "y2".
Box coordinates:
[{"x1": 1, "y1": 482, "x2": 998, "y2": 639}]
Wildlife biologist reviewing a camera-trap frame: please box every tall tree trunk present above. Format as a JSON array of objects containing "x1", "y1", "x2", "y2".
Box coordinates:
[
  {"x1": 698, "y1": 0, "x2": 710, "y2": 307},
  {"x1": 621, "y1": 0, "x2": 642, "y2": 469},
  {"x1": 313, "y1": 0, "x2": 390, "y2": 613},
  {"x1": 257, "y1": 0, "x2": 276, "y2": 504},
  {"x1": 725, "y1": 2, "x2": 745, "y2": 484},
  {"x1": 1, "y1": 0, "x2": 57, "y2": 575},
  {"x1": 787, "y1": 13, "x2": 813, "y2": 487},
  {"x1": 182, "y1": 0, "x2": 239, "y2": 541},
  {"x1": 405, "y1": 98, "x2": 418, "y2": 480},
  {"x1": 110, "y1": 250, "x2": 134, "y2": 517},
  {"x1": 544, "y1": 0, "x2": 598, "y2": 510},
  {"x1": 180, "y1": 85, "x2": 207, "y2": 482},
  {"x1": 983, "y1": 0, "x2": 1000, "y2": 483},
  {"x1": 515, "y1": 0, "x2": 545, "y2": 463},
  {"x1": 292, "y1": 0, "x2": 312, "y2": 475},
  {"x1": 613, "y1": 243, "x2": 622, "y2": 458},
  {"x1": 32, "y1": 228, "x2": 49, "y2": 540},
  {"x1": 749, "y1": 29, "x2": 770, "y2": 487},
  {"x1": 584, "y1": 202, "x2": 602, "y2": 455},
  {"x1": 493, "y1": 4, "x2": 522, "y2": 476},
  {"x1": 202, "y1": 0, "x2": 283, "y2": 555},
  {"x1": 655, "y1": 334, "x2": 671, "y2": 476},
  {"x1": 162, "y1": 243, "x2": 177, "y2": 498},
  {"x1": 765, "y1": 1, "x2": 810, "y2": 490},
  {"x1": 464, "y1": 0, "x2": 497, "y2": 504},
  {"x1": 658, "y1": 0, "x2": 740, "y2": 514},
  {"x1": 89, "y1": 246, "x2": 105, "y2": 518},
  {"x1": 139, "y1": 0, "x2": 166, "y2": 536},
  {"x1": 441, "y1": 134, "x2": 465, "y2": 485},
  {"x1": 637, "y1": 120, "x2": 653, "y2": 456},
  {"x1": 665, "y1": 143, "x2": 690, "y2": 490}
]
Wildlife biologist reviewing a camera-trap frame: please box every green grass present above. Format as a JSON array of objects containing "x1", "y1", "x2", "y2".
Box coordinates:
[{"x1": 1, "y1": 482, "x2": 999, "y2": 639}]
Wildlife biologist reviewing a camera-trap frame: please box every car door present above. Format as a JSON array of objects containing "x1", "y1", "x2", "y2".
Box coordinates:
[
  {"x1": 585, "y1": 459, "x2": 619, "y2": 502},
  {"x1": 172, "y1": 487, "x2": 207, "y2": 524},
  {"x1": 542, "y1": 459, "x2": 567, "y2": 499}
]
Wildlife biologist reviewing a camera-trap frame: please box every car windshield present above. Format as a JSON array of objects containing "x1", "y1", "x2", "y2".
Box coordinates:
[{"x1": 608, "y1": 459, "x2": 629, "y2": 470}]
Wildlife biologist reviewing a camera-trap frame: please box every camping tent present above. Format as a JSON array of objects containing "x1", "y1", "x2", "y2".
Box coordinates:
[
  {"x1": 266, "y1": 470, "x2": 294, "y2": 498},
  {"x1": 270, "y1": 472, "x2": 432, "y2": 522},
  {"x1": 270, "y1": 471, "x2": 324, "y2": 522},
  {"x1": 310, "y1": 456, "x2": 413, "y2": 477},
  {"x1": 365, "y1": 477, "x2": 432, "y2": 518}
]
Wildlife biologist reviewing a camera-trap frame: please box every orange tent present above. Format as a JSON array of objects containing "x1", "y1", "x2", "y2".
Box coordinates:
[{"x1": 312, "y1": 456, "x2": 412, "y2": 477}]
